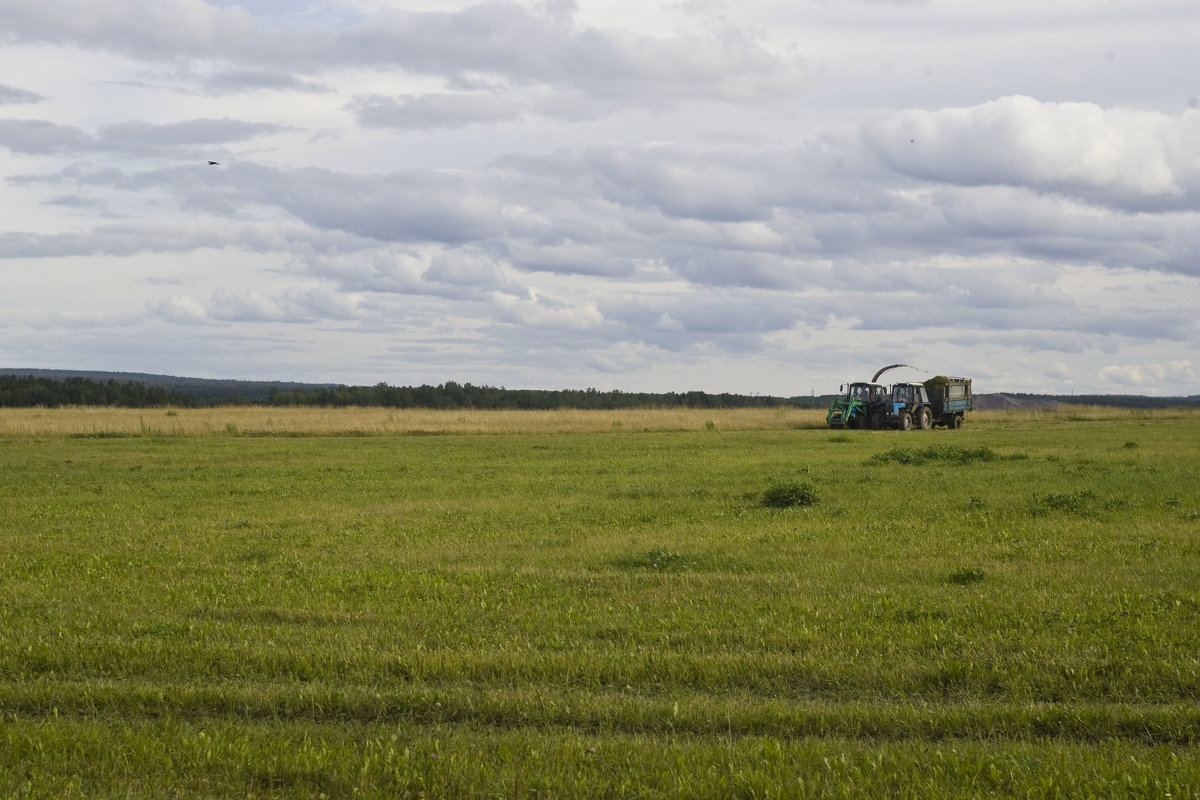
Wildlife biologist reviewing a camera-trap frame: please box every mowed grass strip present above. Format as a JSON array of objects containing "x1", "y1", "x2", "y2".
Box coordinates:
[
  {"x1": 2, "y1": 409, "x2": 1199, "y2": 796},
  {"x1": 6, "y1": 718, "x2": 1198, "y2": 799}
]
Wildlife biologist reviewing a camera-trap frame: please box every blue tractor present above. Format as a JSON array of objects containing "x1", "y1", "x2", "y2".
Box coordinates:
[{"x1": 871, "y1": 382, "x2": 934, "y2": 430}]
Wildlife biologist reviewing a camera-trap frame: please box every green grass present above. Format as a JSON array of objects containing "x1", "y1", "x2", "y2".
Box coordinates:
[{"x1": 2, "y1": 412, "x2": 1199, "y2": 797}]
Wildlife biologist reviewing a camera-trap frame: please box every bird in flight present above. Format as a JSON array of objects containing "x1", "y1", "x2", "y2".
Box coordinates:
[{"x1": 208, "y1": 161, "x2": 220, "y2": 166}]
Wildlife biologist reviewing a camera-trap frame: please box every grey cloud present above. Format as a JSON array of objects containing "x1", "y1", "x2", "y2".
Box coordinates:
[
  {"x1": 350, "y1": 92, "x2": 523, "y2": 130},
  {"x1": 299, "y1": 250, "x2": 429, "y2": 295},
  {"x1": 503, "y1": 240, "x2": 635, "y2": 278},
  {"x1": 0, "y1": 119, "x2": 92, "y2": 154},
  {"x1": 201, "y1": 70, "x2": 331, "y2": 95},
  {"x1": 46, "y1": 194, "x2": 107, "y2": 211},
  {"x1": 422, "y1": 252, "x2": 524, "y2": 297},
  {"x1": 0, "y1": 117, "x2": 286, "y2": 157},
  {"x1": 509, "y1": 142, "x2": 850, "y2": 224},
  {"x1": 205, "y1": 287, "x2": 361, "y2": 323},
  {"x1": 848, "y1": 283, "x2": 1195, "y2": 346},
  {"x1": 96, "y1": 118, "x2": 290, "y2": 150},
  {"x1": 0, "y1": 83, "x2": 43, "y2": 103},
  {"x1": 0, "y1": 0, "x2": 259, "y2": 60},
  {"x1": 2, "y1": 0, "x2": 800, "y2": 115},
  {"x1": 930, "y1": 185, "x2": 1200, "y2": 276},
  {"x1": 297, "y1": 248, "x2": 524, "y2": 302},
  {"x1": 18, "y1": 162, "x2": 505, "y2": 246},
  {"x1": 0, "y1": 221, "x2": 291, "y2": 259},
  {"x1": 603, "y1": 287, "x2": 817, "y2": 343},
  {"x1": 149, "y1": 287, "x2": 365, "y2": 326},
  {"x1": 341, "y1": 2, "x2": 798, "y2": 104},
  {"x1": 664, "y1": 293, "x2": 805, "y2": 335},
  {"x1": 945, "y1": 271, "x2": 1069, "y2": 311},
  {"x1": 241, "y1": 166, "x2": 506, "y2": 245},
  {"x1": 587, "y1": 145, "x2": 779, "y2": 223},
  {"x1": 661, "y1": 250, "x2": 802, "y2": 290}
]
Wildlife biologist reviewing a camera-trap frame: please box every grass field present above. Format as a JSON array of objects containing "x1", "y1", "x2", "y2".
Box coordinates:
[{"x1": 2, "y1": 406, "x2": 1199, "y2": 797}]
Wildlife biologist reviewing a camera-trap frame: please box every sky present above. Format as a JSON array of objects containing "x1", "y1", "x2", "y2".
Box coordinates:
[{"x1": 1, "y1": 0, "x2": 1198, "y2": 396}]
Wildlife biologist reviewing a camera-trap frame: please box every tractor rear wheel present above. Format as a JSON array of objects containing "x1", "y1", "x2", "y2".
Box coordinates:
[
  {"x1": 870, "y1": 411, "x2": 885, "y2": 430},
  {"x1": 898, "y1": 411, "x2": 912, "y2": 431},
  {"x1": 916, "y1": 407, "x2": 933, "y2": 430}
]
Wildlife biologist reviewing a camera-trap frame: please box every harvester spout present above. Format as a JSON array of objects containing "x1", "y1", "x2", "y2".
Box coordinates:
[{"x1": 871, "y1": 363, "x2": 914, "y2": 383}]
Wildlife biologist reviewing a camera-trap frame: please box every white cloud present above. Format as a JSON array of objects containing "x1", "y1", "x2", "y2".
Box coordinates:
[
  {"x1": 490, "y1": 290, "x2": 604, "y2": 330},
  {"x1": 1098, "y1": 361, "x2": 1194, "y2": 388},
  {"x1": 150, "y1": 295, "x2": 209, "y2": 324},
  {"x1": 863, "y1": 96, "x2": 1200, "y2": 209}
]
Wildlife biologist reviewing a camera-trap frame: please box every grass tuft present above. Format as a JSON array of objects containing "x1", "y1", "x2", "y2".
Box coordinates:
[
  {"x1": 760, "y1": 480, "x2": 818, "y2": 508},
  {"x1": 868, "y1": 445, "x2": 1019, "y2": 465},
  {"x1": 1028, "y1": 489, "x2": 1128, "y2": 518},
  {"x1": 611, "y1": 548, "x2": 696, "y2": 571},
  {"x1": 947, "y1": 567, "x2": 986, "y2": 585}
]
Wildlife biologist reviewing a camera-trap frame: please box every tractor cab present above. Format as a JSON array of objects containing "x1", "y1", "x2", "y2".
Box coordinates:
[
  {"x1": 890, "y1": 383, "x2": 929, "y2": 407},
  {"x1": 845, "y1": 382, "x2": 887, "y2": 403}
]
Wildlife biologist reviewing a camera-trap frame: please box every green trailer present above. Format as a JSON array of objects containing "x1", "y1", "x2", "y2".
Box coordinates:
[{"x1": 923, "y1": 376, "x2": 973, "y2": 428}]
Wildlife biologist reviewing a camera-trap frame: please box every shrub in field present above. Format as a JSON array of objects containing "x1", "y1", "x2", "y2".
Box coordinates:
[
  {"x1": 1028, "y1": 489, "x2": 1127, "y2": 518},
  {"x1": 760, "y1": 480, "x2": 818, "y2": 508},
  {"x1": 948, "y1": 567, "x2": 986, "y2": 585},
  {"x1": 869, "y1": 445, "x2": 1016, "y2": 465},
  {"x1": 611, "y1": 548, "x2": 695, "y2": 571}
]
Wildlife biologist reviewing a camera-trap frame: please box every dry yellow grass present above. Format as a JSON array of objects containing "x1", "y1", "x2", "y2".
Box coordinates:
[
  {"x1": 0, "y1": 405, "x2": 828, "y2": 438},
  {"x1": 2, "y1": 403, "x2": 1195, "y2": 439},
  {"x1": 974, "y1": 404, "x2": 1200, "y2": 426}
]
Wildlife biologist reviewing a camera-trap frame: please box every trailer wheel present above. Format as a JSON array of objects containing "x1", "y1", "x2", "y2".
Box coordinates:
[
  {"x1": 916, "y1": 407, "x2": 933, "y2": 430},
  {"x1": 898, "y1": 411, "x2": 912, "y2": 431},
  {"x1": 951, "y1": 414, "x2": 964, "y2": 430}
]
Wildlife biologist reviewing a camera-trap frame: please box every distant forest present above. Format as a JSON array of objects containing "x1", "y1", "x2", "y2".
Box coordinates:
[
  {"x1": 0, "y1": 373, "x2": 816, "y2": 410},
  {"x1": 0, "y1": 375, "x2": 205, "y2": 408},
  {"x1": 268, "y1": 382, "x2": 822, "y2": 410}
]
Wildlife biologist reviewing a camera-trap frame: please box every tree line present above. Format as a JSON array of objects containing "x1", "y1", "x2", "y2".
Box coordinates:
[
  {"x1": 1, "y1": 374, "x2": 820, "y2": 410},
  {"x1": 0, "y1": 375, "x2": 206, "y2": 408},
  {"x1": 268, "y1": 381, "x2": 809, "y2": 409}
]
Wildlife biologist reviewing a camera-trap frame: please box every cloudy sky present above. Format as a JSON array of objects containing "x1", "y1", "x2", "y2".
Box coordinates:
[{"x1": 2, "y1": 0, "x2": 1198, "y2": 395}]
